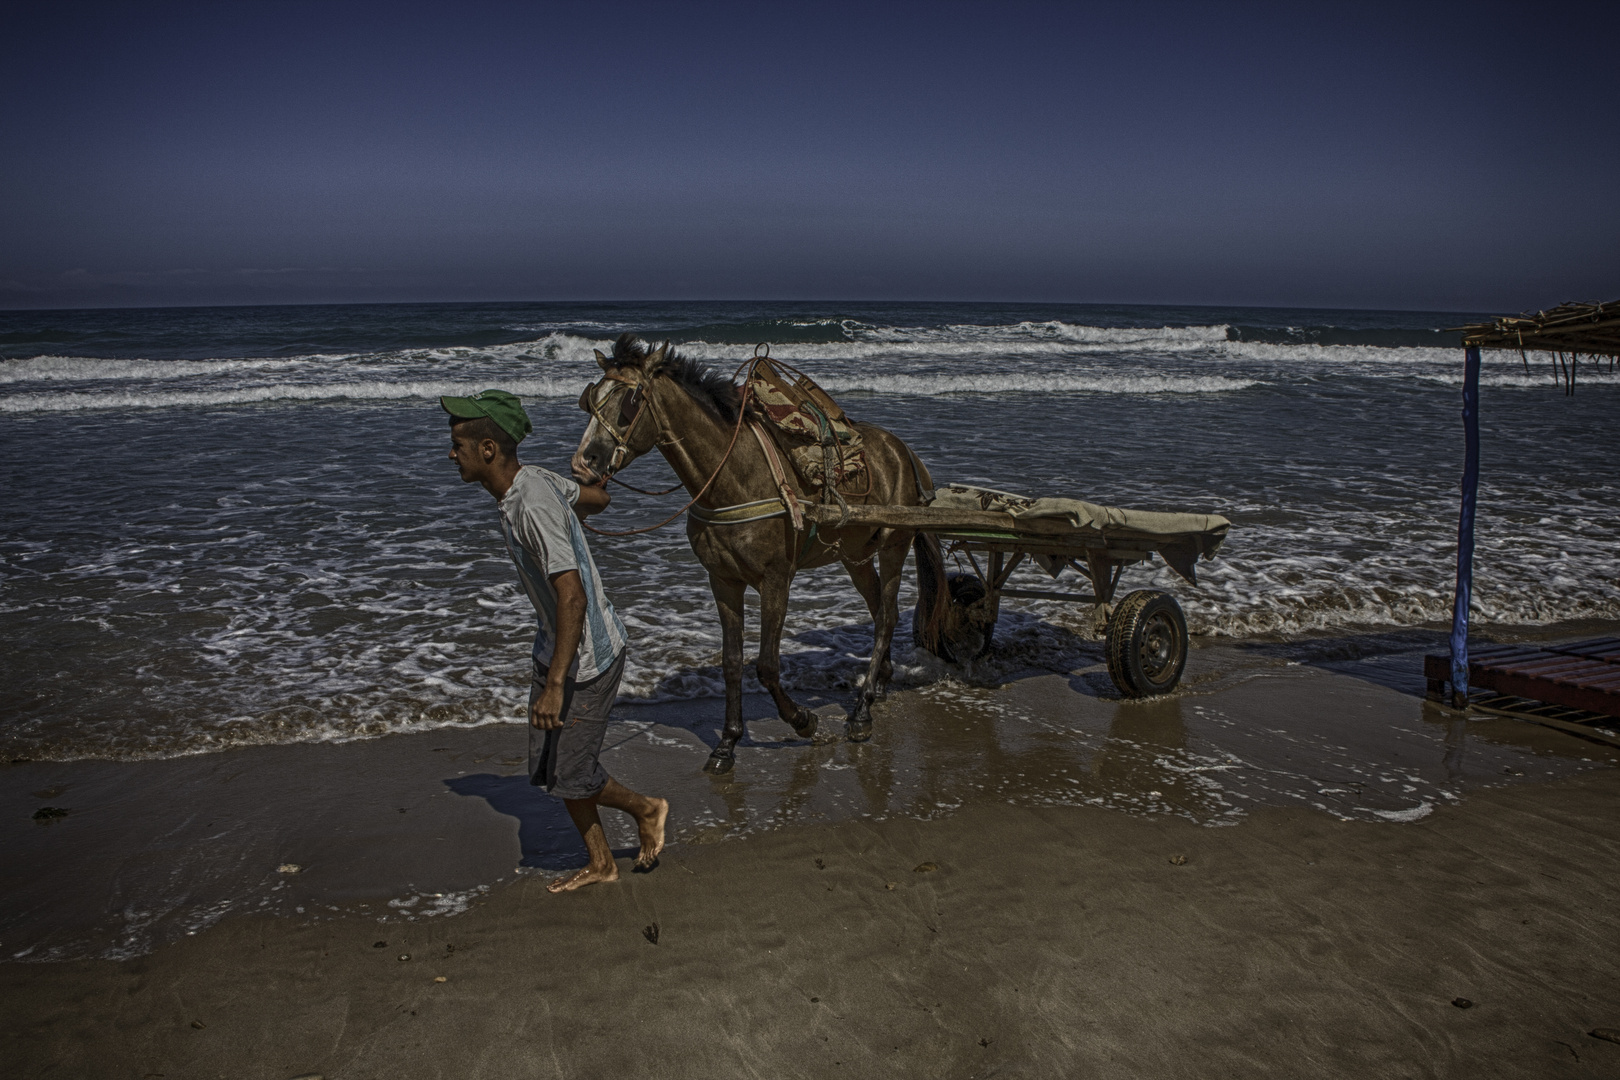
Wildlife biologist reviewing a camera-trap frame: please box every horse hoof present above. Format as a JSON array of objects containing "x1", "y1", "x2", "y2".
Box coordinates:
[
  {"x1": 703, "y1": 750, "x2": 735, "y2": 775},
  {"x1": 845, "y1": 719, "x2": 873, "y2": 743},
  {"x1": 791, "y1": 711, "x2": 819, "y2": 739}
]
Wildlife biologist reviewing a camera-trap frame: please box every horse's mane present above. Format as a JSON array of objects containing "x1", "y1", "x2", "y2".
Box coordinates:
[{"x1": 608, "y1": 333, "x2": 741, "y2": 423}]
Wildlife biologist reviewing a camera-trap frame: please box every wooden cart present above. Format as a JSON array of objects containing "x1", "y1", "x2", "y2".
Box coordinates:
[{"x1": 798, "y1": 500, "x2": 1231, "y2": 697}]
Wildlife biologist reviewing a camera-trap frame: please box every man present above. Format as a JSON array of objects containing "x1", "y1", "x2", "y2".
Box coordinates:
[{"x1": 442, "y1": 388, "x2": 667, "y2": 893}]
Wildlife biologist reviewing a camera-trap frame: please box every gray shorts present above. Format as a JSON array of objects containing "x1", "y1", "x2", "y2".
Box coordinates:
[{"x1": 528, "y1": 650, "x2": 626, "y2": 799}]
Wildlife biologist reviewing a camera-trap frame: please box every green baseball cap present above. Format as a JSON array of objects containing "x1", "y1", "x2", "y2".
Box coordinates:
[{"x1": 440, "y1": 389, "x2": 532, "y2": 444}]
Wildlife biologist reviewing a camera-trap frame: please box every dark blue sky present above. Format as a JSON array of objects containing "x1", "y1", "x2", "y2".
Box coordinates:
[{"x1": 2, "y1": 1, "x2": 1615, "y2": 311}]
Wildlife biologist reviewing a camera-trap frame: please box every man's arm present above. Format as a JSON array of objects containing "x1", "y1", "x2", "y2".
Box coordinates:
[
  {"x1": 530, "y1": 569, "x2": 587, "y2": 730},
  {"x1": 573, "y1": 480, "x2": 611, "y2": 520}
]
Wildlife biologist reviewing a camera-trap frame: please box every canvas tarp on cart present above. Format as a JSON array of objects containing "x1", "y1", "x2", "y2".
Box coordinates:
[
  {"x1": 930, "y1": 484, "x2": 1232, "y2": 539},
  {"x1": 926, "y1": 484, "x2": 1231, "y2": 585}
]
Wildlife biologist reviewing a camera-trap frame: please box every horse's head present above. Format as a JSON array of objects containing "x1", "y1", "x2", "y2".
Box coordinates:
[
  {"x1": 572, "y1": 333, "x2": 747, "y2": 484},
  {"x1": 570, "y1": 335, "x2": 670, "y2": 484}
]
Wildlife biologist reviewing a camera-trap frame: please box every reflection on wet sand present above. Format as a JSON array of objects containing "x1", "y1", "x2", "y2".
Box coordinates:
[
  {"x1": 1090, "y1": 697, "x2": 1236, "y2": 822},
  {"x1": 586, "y1": 641, "x2": 1620, "y2": 866}
]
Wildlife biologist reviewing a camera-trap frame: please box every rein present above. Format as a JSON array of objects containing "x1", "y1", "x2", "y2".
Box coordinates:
[{"x1": 607, "y1": 474, "x2": 683, "y2": 497}]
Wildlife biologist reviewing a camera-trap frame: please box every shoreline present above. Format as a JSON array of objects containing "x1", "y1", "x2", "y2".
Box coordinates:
[{"x1": 10, "y1": 615, "x2": 1618, "y2": 768}]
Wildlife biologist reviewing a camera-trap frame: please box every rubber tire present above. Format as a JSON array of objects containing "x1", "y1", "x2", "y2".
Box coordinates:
[
  {"x1": 1105, "y1": 617, "x2": 1137, "y2": 697},
  {"x1": 1105, "y1": 590, "x2": 1188, "y2": 698},
  {"x1": 912, "y1": 572, "x2": 995, "y2": 664}
]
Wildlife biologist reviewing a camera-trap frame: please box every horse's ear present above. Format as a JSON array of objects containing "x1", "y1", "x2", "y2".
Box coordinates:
[
  {"x1": 645, "y1": 343, "x2": 669, "y2": 372},
  {"x1": 593, "y1": 349, "x2": 611, "y2": 372}
]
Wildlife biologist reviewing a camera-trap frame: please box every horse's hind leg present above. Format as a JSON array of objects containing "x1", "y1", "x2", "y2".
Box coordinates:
[
  {"x1": 704, "y1": 574, "x2": 748, "y2": 775},
  {"x1": 874, "y1": 541, "x2": 908, "y2": 688},
  {"x1": 843, "y1": 542, "x2": 905, "y2": 742},
  {"x1": 757, "y1": 574, "x2": 819, "y2": 739}
]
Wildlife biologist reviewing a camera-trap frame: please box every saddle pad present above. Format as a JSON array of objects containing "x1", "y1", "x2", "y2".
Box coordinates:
[{"x1": 746, "y1": 359, "x2": 866, "y2": 488}]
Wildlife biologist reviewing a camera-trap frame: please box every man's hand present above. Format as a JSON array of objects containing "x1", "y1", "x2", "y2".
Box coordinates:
[
  {"x1": 573, "y1": 480, "x2": 611, "y2": 519},
  {"x1": 530, "y1": 681, "x2": 566, "y2": 730}
]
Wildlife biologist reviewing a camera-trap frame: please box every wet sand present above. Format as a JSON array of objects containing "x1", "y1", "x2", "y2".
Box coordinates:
[
  {"x1": 6, "y1": 635, "x2": 1620, "y2": 1076},
  {"x1": 7, "y1": 770, "x2": 1620, "y2": 1078}
]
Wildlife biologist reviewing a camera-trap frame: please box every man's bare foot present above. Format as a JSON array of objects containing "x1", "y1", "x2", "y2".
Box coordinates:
[
  {"x1": 546, "y1": 863, "x2": 619, "y2": 893},
  {"x1": 635, "y1": 798, "x2": 669, "y2": 870}
]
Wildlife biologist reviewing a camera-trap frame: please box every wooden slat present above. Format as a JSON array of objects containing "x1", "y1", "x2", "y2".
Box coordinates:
[
  {"x1": 1572, "y1": 671, "x2": 1620, "y2": 691},
  {"x1": 1483, "y1": 656, "x2": 1601, "y2": 678},
  {"x1": 797, "y1": 502, "x2": 1224, "y2": 548},
  {"x1": 1483, "y1": 654, "x2": 1620, "y2": 689},
  {"x1": 1470, "y1": 643, "x2": 1541, "y2": 658},
  {"x1": 1551, "y1": 639, "x2": 1620, "y2": 661},
  {"x1": 1425, "y1": 639, "x2": 1620, "y2": 719},
  {"x1": 801, "y1": 503, "x2": 1069, "y2": 533},
  {"x1": 996, "y1": 587, "x2": 1100, "y2": 603},
  {"x1": 1472, "y1": 668, "x2": 1620, "y2": 718},
  {"x1": 1475, "y1": 655, "x2": 1620, "y2": 684},
  {"x1": 940, "y1": 536, "x2": 1151, "y2": 562}
]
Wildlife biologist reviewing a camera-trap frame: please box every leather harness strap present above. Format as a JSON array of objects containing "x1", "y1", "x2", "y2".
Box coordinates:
[
  {"x1": 687, "y1": 498, "x2": 792, "y2": 525},
  {"x1": 903, "y1": 443, "x2": 935, "y2": 504},
  {"x1": 748, "y1": 420, "x2": 805, "y2": 532}
]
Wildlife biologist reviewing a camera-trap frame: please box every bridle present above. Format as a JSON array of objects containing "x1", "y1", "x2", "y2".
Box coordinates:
[{"x1": 578, "y1": 369, "x2": 652, "y2": 477}]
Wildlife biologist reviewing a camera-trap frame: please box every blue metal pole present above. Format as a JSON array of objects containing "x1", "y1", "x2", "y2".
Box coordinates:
[{"x1": 1449, "y1": 345, "x2": 1481, "y2": 707}]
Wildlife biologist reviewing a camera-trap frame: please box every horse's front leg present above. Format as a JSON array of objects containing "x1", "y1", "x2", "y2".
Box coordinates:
[
  {"x1": 757, "y1": 573, "x2": 819, "y2": 739},
  {"x1": 704, "y1": 574, "x2": 747, "y2": 775}
]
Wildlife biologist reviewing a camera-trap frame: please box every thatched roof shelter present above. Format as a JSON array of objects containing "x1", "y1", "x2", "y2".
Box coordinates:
[
  {"x1": 1438, "y1": 295, "x2": 1616, "y2": 711},
  {"x1": 1456, "y1": 298, "x2": 1620, "y2": 354},
  {"x1": 1453, "y1": 300, "x2": 1620, "y2": 392}
]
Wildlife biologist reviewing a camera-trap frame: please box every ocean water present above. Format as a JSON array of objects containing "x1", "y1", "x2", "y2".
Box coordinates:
[{"x1": 2, "y1": 301, "x2": 1617, "y2": 762}]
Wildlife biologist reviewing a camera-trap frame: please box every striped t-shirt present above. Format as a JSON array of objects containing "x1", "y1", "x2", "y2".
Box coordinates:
[{"x1": 496, "y1": 465, "x2": 628, "y2": 680}]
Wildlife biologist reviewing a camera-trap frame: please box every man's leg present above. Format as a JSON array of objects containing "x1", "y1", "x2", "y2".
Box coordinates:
[
  {"x1": 547, "y1": 793, "x2": 619, "y2": 893},
  {"x1": 546, "y1": 778, "x2": 668, "y2": 893},
  {"x1": 597, "y1": 776, "x2": 668, "y2": 869},
  {"x1": 542, "y1": 653, "x2": 667, "y2": 892}
]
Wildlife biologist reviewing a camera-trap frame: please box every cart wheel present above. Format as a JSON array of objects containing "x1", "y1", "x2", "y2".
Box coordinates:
[
  {"x1": 913, "y1": 572, "x2": 995, "y2": 663},
  {"x1": 1105, "y1": 590, "x2": 1187, "y2": 698}
]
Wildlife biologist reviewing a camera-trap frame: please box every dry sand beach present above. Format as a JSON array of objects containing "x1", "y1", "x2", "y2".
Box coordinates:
[{"x1": 6, "y1": 632, "x2": 1620, "y2": 1079}]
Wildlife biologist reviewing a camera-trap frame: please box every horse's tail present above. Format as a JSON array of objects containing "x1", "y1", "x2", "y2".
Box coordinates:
[{"x1": 912, "y1": 530, "x2": 950, "y2": 654}]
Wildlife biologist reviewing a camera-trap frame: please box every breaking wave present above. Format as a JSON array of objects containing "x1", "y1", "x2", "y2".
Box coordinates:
[
  {"x1": 0, "y1": 355, "x2": 321, "y2": 383},
  {"x1": 0, "y1": 377, "x2": 588, "y2": 413},
  {"x1": 0, "y1": 322, "x2": 1542, "y2": 413},
  {"x1": 0, "y1": 371, "x2": 1261, "y2": 411}
]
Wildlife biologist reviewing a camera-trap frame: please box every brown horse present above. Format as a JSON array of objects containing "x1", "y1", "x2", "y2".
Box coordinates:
[{"x1": 569, "y1": 334, "x2": 945, "y2": 774}]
